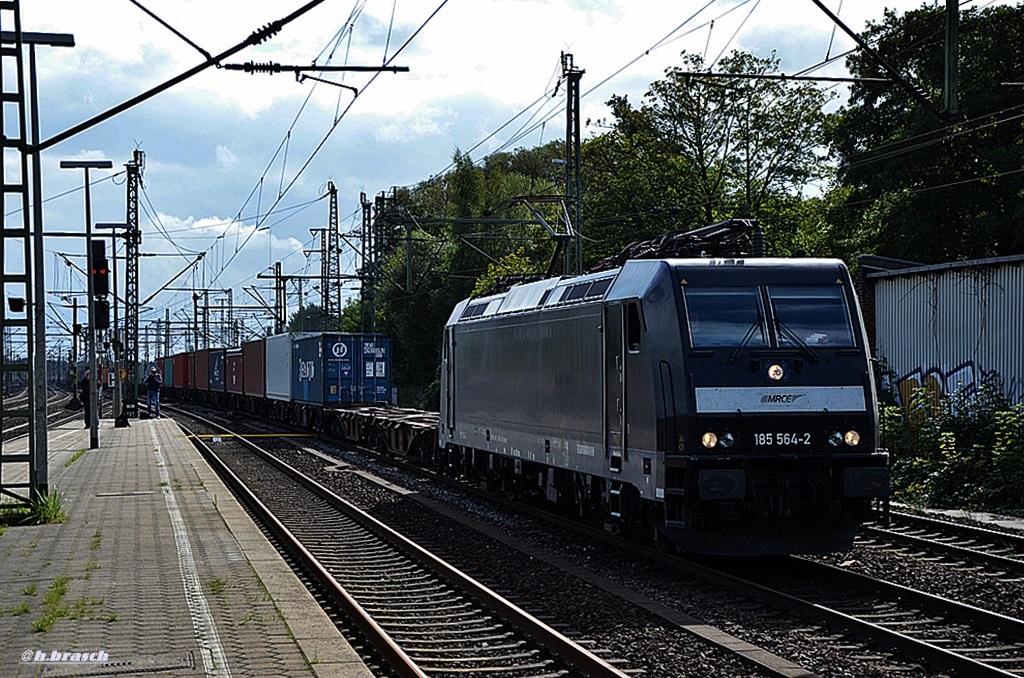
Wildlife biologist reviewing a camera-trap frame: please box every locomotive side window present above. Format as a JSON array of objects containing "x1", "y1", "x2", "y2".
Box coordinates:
[
  {"x1": 626, "y1": 302, "x2": 642, "y2": 353},
  {"x1": 684, "y1": 287, "x2": 767, "y2": 347},
  {"x1": 768, "y1": 286, "x2": 855, "y2": 347}
]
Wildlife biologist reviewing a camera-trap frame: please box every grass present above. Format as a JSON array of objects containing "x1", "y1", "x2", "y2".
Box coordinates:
[
  {"x1": 68, "y1": 595, "x2": 106, "y2": 621},
  {"x1": 64, "y1": 448, "x2": 88, "y2": 468},
  {"x1": 28, "y1": 490, "x2": 68, "y2": 525},
  {"x1": 90, "y1": 530, "x2": 101, "y2": 550},
  {"x1": 0, "y1": 602, "x2": 31, "y2": 617},
  {"x1": 205, "y1": 578, "x2": 227, "y2": 596},
  {"x1": 30, "y1": 564, "x2": 115, "y2": 631},
  {"x1": 22, "y1": 582, "x2": 37, "y2": 596},
  {"x1": 32, "y1": 576, "x2": 72, "y2": 632}
]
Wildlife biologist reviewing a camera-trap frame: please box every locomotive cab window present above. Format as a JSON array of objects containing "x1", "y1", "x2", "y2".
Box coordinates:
[
  {"x1": 768, "y1": 286, "x2": 855, "y2": 347},
  {"x1": 684, "y1": 287, "x2": 767, "y2": 348},
  {"x1": 626, "y1": 302, "x2": 642, "y2": 353}
]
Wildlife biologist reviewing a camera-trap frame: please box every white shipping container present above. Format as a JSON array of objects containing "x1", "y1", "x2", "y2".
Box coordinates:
[
  {"x1": 869, "y1": 255, "x2": 1024, "y2": 405},
  {"x1": 265, "y1": 334, "x2": 293, "y2": 401},
  {"x1": 265, "y1": 332, "x2": 318, "y2": 401}
]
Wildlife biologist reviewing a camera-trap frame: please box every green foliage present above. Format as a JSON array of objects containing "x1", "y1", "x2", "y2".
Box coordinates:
[
  {"x1": 472, "y1": 248, "x2": 542, "y2": 297},
  {"x1": 884, "y1": 384, "x2": 1024, "y2": 513},
  {"x1": 32, "y1": 576, "x2": 71, "y2": 632},
  {"x1": 64, "y1": 448, "x2": 88, "y2": 468},
  {"x1": 29, "y1": 490, "x2": 67, "y2": 525},
  {"x1": 373, "y1": 145, "x2": 566, "y2": 409},
  {"x1": 287, "y1": 303, "x2": 339, "y2": 333},
  {"x1": 829, "y1": 3, "x2": 1024, "y2": 262},
  {"x1": 583, "y1": 50, "x2": 833, "y2": 265}
]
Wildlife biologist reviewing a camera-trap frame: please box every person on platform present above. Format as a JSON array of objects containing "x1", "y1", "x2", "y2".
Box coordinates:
[
  {"x1": 79, "y1": 370, "x2": 91, "y2": 428},
  {"x1": 145, "y1": 366, "x2": 163, "y2": 419}
]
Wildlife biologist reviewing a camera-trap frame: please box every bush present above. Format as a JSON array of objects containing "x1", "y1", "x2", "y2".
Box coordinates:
[{"x1": 882, "y1": 382, "x2": 1024, "y2": 515}]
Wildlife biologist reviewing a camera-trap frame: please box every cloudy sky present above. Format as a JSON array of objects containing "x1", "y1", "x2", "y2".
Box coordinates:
[{"x1": 17, "y1": 0, "x2": 1007, "y2": 358}]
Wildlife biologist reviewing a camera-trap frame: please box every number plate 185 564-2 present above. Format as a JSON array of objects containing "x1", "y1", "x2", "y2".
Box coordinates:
[{"x1": 753, "y1": 432, "x2": 811, "y2": 446}]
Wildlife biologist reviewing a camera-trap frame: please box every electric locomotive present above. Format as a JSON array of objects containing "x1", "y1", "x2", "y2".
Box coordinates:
[{"x1": 439, "y1": 231, "x2": 888, "y2": 555}]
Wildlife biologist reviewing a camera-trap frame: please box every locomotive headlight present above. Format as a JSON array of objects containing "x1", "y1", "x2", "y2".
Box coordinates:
[
  {"x1": 844, "y1": 430, "x2": 861, "y2": 446},
  {"x1": 768, "y1": 364, "x2": 785, "y2": 381},
  {"x1": 719, "y1": 433, "x2": 735, "y2": 448},
  {"x1": 701, "y1": 432, "x2": 718, "y2": 448},
  {"x1": 828, "y1": 431, "x2": 843, "y2": 447}
]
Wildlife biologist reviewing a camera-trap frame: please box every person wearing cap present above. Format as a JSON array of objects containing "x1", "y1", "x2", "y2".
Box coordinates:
[{"x1": 144, "y1": 366, "x2": 163, "y2": 419}]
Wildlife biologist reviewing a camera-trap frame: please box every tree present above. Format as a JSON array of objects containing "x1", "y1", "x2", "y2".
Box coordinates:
[
  {"x1": 584, "y1": 50, "x2": 833, "y2": 262},
  {"x1": 287, "y1": 304, "x2": 337, "y2": 332},
  {"x1": 371, "y1": 144, "x2": 576, "y2": 409},
  {"x1": 829, "y1": 3, "x2": 1024, "y2": 262}
]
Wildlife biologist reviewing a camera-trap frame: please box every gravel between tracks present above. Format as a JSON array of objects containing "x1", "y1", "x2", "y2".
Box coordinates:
[{"x1": 239, "y1": 431, "x2": 958, "y2": 678}]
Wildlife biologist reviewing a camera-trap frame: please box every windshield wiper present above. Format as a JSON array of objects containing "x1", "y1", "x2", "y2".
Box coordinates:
[
  {"x1": 775, "y1": 318, "x2": 823, "y2": 364},
  {"x1": 727, "y1": 317, "x2": 764, "y2": 365}
]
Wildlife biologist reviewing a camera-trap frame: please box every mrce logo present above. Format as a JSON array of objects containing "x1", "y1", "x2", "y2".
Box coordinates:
[{"x1": 760, "y1": 393, "x2": 807, "y2": 404}]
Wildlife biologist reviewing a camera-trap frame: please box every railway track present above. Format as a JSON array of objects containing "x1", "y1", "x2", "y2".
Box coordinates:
[
  {"x1": 710, "y1": 554, "x2": 1024, "y2": 677},
  {"x1": 2, "y1": 388, "x2": 80, "y2": 440},
  {"x1": 859, "y1": 510, "x2": 1024, "y2": 578},
  {"x1": 171, "y1": 407, "x2": 631, "y2": 678}
]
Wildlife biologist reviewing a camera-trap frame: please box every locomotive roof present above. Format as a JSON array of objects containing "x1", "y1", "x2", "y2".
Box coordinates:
[{"x1": 448, "y1": 257, "x2": 850, "y2": 325}]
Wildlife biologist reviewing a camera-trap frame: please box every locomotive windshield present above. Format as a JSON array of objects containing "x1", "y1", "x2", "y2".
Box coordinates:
[
  {"x1": 768, "y1": 286, "x2": 855, "y2": 347},
  {"x1": 684, "y1": 287, "x2": 767, "y2": 347},
  {"x1": 684, "y1": 284, "x2": 856, "y2": 348}
]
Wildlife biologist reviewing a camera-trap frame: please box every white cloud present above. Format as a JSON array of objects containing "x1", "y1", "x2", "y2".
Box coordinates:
[{"x1": 215, "y1": 145, "x2": 240, "y2": 169}]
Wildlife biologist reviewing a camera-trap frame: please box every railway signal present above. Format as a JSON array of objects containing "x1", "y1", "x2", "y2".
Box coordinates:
[{"x1": 90, "y1": 240, "x2": 109, "y2": 298}]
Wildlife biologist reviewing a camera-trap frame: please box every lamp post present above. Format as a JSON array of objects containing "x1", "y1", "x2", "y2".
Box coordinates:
[{"x1": 59, "y1": 159, "x2": 112, "y2": 449}]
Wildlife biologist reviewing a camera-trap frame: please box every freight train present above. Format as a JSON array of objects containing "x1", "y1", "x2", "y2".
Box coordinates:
[{"x1": 161, "y1": 226, "x2": 890, "y2": 556}]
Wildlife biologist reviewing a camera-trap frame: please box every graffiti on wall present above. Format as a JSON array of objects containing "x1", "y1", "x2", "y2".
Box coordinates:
[{"x1": 886, "y1": 360, "x2": 1022, "y2": 411}]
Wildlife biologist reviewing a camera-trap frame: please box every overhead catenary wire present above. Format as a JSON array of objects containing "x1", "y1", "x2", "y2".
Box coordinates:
[
  {"x1": 210, "y1": 0, "x2": 452, "y2": 296},
  {"x1": 425, "y1": 0, "x2": 753, "y2": 180}
]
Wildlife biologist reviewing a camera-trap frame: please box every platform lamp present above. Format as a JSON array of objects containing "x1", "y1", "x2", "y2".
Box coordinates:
[{"x1": 60, "y1": 159, "x2": 113, "y2": 449}]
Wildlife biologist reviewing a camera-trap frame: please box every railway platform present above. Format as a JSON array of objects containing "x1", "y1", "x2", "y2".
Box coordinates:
[{"x1": 0, "y1": 418, "x2": 371, "y2": 677}]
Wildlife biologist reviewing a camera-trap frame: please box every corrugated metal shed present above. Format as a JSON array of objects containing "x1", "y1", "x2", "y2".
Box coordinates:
[{"x1": 867, "y1": 254, "x2": 1024, "y2": 405}]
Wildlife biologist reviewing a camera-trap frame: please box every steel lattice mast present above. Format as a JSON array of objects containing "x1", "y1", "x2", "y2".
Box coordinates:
[
  {"x1": 324, "y1": 181, "x2": 340, "y2": 322},
  {"x1": 120, "y1": 149, "x2": 143, "y2": 421}
]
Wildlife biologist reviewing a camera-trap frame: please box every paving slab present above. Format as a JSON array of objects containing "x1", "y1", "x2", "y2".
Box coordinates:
[{"x1": 0, "y1": 418, "x2": 371, "y2": 677}]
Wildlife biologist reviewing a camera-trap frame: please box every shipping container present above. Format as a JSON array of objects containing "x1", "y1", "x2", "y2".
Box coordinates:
[
  {"x1": 266, "y1": 334, "x2": 294, "y2": 401},
  {"x1": 357, "y1": 335, "x2": 392, "y2": 404},
  {"x1": 209, "y1": 348, "x2": 226, "y2": 392},
  {"x1": 865, "y1": 254, "x2": 1024, "y2": 405},
  {"x1": 172, "y1": 352, "x2": 192, "y2": 389},
  {"x1": 242, "y1": 339, "x2": 265, "y2": 397},
  {"x1": 195, "y1": 349, "x2": 210, "y2": 391},
  {"x1": 291, "y1": 334, "x2": 354, "y2": 405},
  {"x1": 161, "y1": 356, "x2": 174, "y2": 389},
  {"x1": 290, "y1": 333, "x2": 391, "y2": 406},
  {"x1": 225, "y1": 349, "x2": 243, "y2": 394}
]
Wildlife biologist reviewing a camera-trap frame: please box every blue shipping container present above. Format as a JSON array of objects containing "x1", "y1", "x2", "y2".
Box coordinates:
[
  {"x1": 209, "y1": 349, "x2": 226, "y2": 392},
  {"x1": 290, "y1": 333, "x2": 390, "y2": 406},
  {"x1": 358, "y1": 335, "x2": 391, "y2": 403}
]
